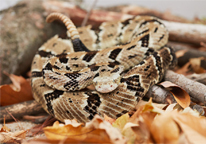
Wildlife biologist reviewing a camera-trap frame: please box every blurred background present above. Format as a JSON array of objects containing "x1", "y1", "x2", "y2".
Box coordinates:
[{"x1": 1, "y1": 0, "x2": 205, "y2": 19}]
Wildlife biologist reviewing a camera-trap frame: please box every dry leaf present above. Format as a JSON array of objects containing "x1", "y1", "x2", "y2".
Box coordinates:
[
  {"x1": 175, "y1": 49, "x2": 188, "y2": 58},
  {"x1": 165, "y1": 103, "x2": 183, "y2": 112},
  {"x1": 150, "y1": 112, "x2": 180, "y2": 143},
  {"x1": 0, "y1": 118, "x2": 11, "y2": 132},
  {"x1": 182, "y1": 107, "x2": 201, "y2": 117},
  {"x1": 23, "y1": 100, "x2": 206, "y2": 143},
  {"x1": 142, "y1": 98, "x2": 165, "y2": 114},
  {"x1": 172, "y1": 112, "x2": 206, "y2": 143},
  {"x1": 175, "y1": 57, "x2": 206, "y2": 75},
  {"x1": 44, "y1": 121, "x2": 91, "y2": 140},
  {"x1": 190, "y1": 57, "x2": 206, "y2": 74},
  {"x1": 0, "y1": 130, "x2": 27, "y2": 143},
  {"x1": 86, "y1": 115, "x2": 125, "y2": 143},
  {"x1": 112, "y1": 113, "x2": 129, "y2": 131},
  {"x1": 121, "y1": 122, "x2": 137, "y2": 144},
  {"x1": 160, "y1": 81, "x2": 191, "y2": 108},
  {"x1": 64, "y1": 119, "x2": 83, "y2": 127},
  {"x1": 44, "y1": 115, "x2": 125, "y2": 143},
  {"x1": 104, "y1": 114, "x2": 116, "y2": 124},
  {"x1": 175, "y1": 62, "x2": 192, "y2": 75},
  {"x1": 122, "y1": 116, "x2": 151, "y2": 144},
  {"x1": 125, "y1": 100, "x2": 163, "y2": 143},
  {"x1": 0, "y1": 74, "x2": 33, "y2": 106}
]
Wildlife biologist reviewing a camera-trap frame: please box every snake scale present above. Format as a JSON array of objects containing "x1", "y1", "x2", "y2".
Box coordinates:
[{"x1": 31, "y1": 13, "x2": 177, "y2": 123}]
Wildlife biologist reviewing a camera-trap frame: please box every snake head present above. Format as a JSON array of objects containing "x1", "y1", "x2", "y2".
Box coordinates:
[{"x1": 93, "y1": 65, "x2": 124, "y2": 93}]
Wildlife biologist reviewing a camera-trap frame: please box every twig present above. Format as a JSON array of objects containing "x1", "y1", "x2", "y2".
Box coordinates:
[
  {"x1": 168, "y1": 41, "x2": 198, "y2": 52},
  {"x1": 162, "y1": 20, "x2": 206, "y2": 45},
  {"x1": 145, "y1": 85, "x2": 176, "y2": 104},
  {"x1": 186, "y1": 73, "x2": 206, "y2": 85},
  {"x1": 164, "y1": 70, "x2": 206, "y2": 105},
  {"x1": 81, "y1": 0, "x2": 98, "y2": 27},
  {"x1": 5, "y1": 109, "x2": 23, "y2": 130}
]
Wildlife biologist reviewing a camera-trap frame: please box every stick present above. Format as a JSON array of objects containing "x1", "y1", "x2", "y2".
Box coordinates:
[
  {"x1": 164, "y1": 70, "x2": 206, "y2": 105},
  {"x1": 145, "y1": 85, "x2": 176, "y2": 104},
  {"x1": 186, "y1": 73, "x2": 206, "y2": 85},
  {"x1": 81, "y1": 0, "x2": 98, "y2": 27},
  {"x1": 0, "y1": 100, "x2": 46, "y2": 122},
  {"x1": 168, "y1": 41, "x2": 199, "y2": 52},
  {"x1": 162, "y1": 20, "x2": 206, "y2": 45}
]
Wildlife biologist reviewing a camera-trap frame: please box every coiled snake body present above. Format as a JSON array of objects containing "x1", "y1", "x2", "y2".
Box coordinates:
[{"x1": 31, "y1": 13, "x2": 176, "y2": 123}]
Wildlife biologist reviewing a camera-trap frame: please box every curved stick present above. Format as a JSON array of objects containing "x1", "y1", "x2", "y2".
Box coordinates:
[{"x1": 46, "y1": 13, "x2": 90, "y2": 52}]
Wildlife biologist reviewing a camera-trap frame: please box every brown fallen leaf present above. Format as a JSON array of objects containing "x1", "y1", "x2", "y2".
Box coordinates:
[
  {"x1": 0, "y1": 73, "x2": 33, "y2": 106},
  {"x1": 160, "y1": 81, "x2": 191, "y2": 108},
  {"x1": 150, "y1": 112, "x2": 180, "y2": 143},
  {"x1": 175, "y1": 62, "x2": 192, "y2": 75},
  {"x1": 112, "y1": 113, "x2": 130, "y2": 131},
  {"x1": 175, "y1": 57, "x2": 206, "y2": 75},
  {"x1": 0, "y1": 117, "x2": 10, "y2": 132},
  {"x1": 122, "y1": 100, "x2": 164, "y2": 143},
  {"x1": 175, "y1": 49, "x2": 188, "y2": 58},
  {"x1": 190, "y1": 57, "x2": 206, "y2": 74},
  {"x1": 23, "y1": 99, "x2": 206, "y2": 143},
  {"x1": 43, "y1": 115, "x2": 125, "y2": 143},
  {"x1": 104, "y1": 114, "x2": 116, "y2": 125},
  {"x1": 0, "y1": 130, "x2": 27, "y2": 143},
  {"x1": 172, "y1": 112, "x2": 206, "y2": 143}
]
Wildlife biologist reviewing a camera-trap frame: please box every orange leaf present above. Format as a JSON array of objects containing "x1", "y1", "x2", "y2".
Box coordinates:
[
  {"x1": 104, "y1": 114, "x2": 116, "y2": 125},
  {"x1": 190, "y1": 57, "x2": 206, "y2": 74},
  {"x1": 150, "y1": 112, "x2": 180, "y2": 143},
  {"x1": 175, "y1": 49, "x2": 187, "y2": 58},
  {"x1": 44, "y1": 116, "x2": 125, "y2": 143},
  {"x1": 0, "y1": 74, "x2": 33, "y2": 106},
  {"x1": 172, "y1": 112, "x2": 206, "y2": 143},
  {"x1": 160, "y1": 81, "x2": 191, "y2": 108}
]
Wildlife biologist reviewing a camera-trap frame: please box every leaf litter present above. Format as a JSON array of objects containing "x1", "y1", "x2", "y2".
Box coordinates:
[{"x1": 23, "y1": 99, "x2": 206, "y2": 143}]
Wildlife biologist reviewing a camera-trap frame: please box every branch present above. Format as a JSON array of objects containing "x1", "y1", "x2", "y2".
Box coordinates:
[
  {"x1": 168, "y1": 41, "x2": 199, "y2": 52},
  {"x1": 145, "y1": 85, "x2": 176, "y2": 104},
  {"x1": 164, "y1": 70, "x2": 206, "y2": 105},
  {"x1": 0, "y1": 100, "x2": 46, "y2": 122},
  {"x1": 186, "y1": 73, "x2": 206, "y2": 85},
  {"x1": 162, "y1": 20, "x2": 206, "y2": 45}
]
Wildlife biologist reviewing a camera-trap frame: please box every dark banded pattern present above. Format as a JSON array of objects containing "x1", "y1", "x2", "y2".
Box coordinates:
[{"x1": 31, "y1": 13, "x2": 176, "y2": 123}]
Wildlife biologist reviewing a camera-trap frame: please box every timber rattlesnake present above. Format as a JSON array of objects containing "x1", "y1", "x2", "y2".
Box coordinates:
[{"x1": 31, "y1": 13, "x2": 176, "y2": 123}]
